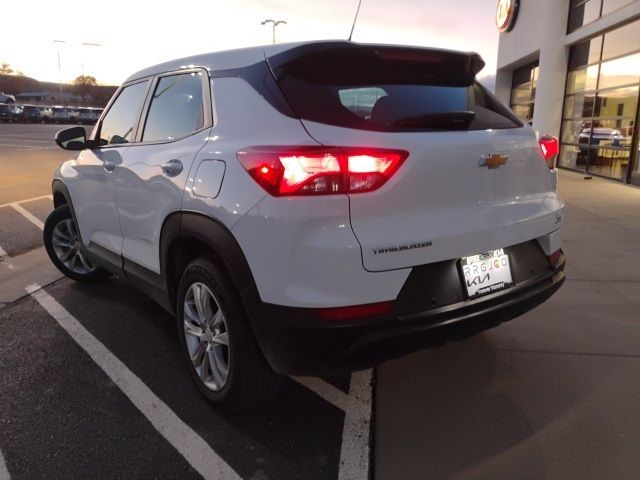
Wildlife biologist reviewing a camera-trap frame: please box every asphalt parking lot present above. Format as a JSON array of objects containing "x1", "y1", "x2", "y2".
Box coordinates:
[{"x1": 1, "y1": 123, "x2": 639, "y2": 479}]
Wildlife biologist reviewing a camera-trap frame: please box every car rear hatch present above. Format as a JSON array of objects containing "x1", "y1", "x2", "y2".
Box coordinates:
[{"x1": 268, "y1": 43, "x2": 563, "y2": 272}]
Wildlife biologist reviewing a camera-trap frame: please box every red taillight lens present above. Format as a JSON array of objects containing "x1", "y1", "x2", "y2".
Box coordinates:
[
  {"x1": 547, "y1": 249, "x2": 563, "y2": 266},
  {"x1": 311, "y1": 301, "x2": 393, "y2": 321},
  {"x1": 539, "y1": 135, "x2": 559, "y2": 169},
  {"x1": 237, "y1": 147, "x2": 408, "y2": 196}
]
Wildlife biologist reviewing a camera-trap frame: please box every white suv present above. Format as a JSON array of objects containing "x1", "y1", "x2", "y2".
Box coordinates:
[{"x1": 45, "y1": 41, "x2": 566, "y2": 411}]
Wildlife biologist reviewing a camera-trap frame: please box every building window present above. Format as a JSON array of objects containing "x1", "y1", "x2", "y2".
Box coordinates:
[
  {"x1": 559, "y1": 19, "x2": 640, "y2": 180},
  {"x1": 568, "y1": 0, "x2": 637, "y2": 33},
  {"x1": 510, "y1": 61, "x2": 539, "y2": 124}
]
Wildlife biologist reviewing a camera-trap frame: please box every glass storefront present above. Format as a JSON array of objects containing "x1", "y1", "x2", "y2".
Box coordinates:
[
  {"x1": 568, "y1": 0, "x2": 637, "y2": 33},
  {"x1": 558, "y1": 18, "x2": 640, "y2": 181},
  {"x1": 510, "y1": 62, "x2": 539, "y2": 124}
]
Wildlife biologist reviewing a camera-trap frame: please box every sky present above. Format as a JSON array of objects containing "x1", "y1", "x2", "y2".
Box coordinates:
[{"x1": 0, "y1": 0, "x2": 500, "y2": 87}]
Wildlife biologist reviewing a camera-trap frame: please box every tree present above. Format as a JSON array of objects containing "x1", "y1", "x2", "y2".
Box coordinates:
[
  {"x1": 73, "y1": 75, "x2": 98, "y2": 103},
  {"x1": 0, "y1": 62, "x2": 13, "y2": 75},
  {"x1": 73, "y1": 75, "x2": 97, "y2": 87}
]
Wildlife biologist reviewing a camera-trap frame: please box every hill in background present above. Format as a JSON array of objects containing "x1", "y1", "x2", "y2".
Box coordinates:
[{"x1": 0, "y1": 74, "x2": 117, "y2": 107}]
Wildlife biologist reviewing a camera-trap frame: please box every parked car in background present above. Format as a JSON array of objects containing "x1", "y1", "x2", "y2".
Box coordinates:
[
  {"x1": 0, "y1": 103, "x2": 12, "y2": 122},
  {"x1": 19, "y1": 105, "x2": 43, "y2": 123},
  {"x1": 45, "y1": 41, "x2": 566, "y2": 411},
  {"x1": 67, "y1": 107, "x2": 80, "y2": 123},
  {"x1": 39, "y1": 106, "x2": 53, "y2": 123},
  {"x1": 51, "y1": 107, "x2": 69, "y2": 123},
  {"x1": 78, "y1": 107, "x2": 103, "y2": 124},
  {"x1": 90, "y1": 108, "x2": 103, "y2": 123},
  {"x1": 0, "y1": 92, "x2": 15, "y2": 104},
  {"x1": 579, "y1": 127, "x2": 628, "y2": 147},
  {"x1": 8, "y1": 104, "x2": 24, "y2": 121}
]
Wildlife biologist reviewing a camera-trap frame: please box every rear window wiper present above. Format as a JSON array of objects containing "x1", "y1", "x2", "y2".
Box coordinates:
[{"x1": 392, "y1": 111, "x2": 476, "y2": 129}]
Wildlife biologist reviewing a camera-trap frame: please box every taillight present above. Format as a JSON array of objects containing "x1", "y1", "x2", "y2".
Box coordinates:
[
  {"x1": 237, "y1": 147, "x2": 408, "y2": 196},
  {"x1": 547, "y1": 249, "x2": 563, "y2": 266},
  {"x1": 539, "y1": 135, "x2": 559, "y2": 170}
]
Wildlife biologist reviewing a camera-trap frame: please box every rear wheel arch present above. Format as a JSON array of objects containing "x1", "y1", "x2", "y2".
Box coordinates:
[{"x1": 160, "y1": 212, "x2": 263, "y2": 319}]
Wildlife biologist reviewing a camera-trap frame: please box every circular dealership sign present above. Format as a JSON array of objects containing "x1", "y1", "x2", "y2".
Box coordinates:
[{"x1": 496, "y1": 0, "x2": 520, "y2": 32}]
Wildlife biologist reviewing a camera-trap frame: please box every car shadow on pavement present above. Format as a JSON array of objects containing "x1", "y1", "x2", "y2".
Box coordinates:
[{"x1": 374, "y1": 331, "x2": 620, "y2": 480}]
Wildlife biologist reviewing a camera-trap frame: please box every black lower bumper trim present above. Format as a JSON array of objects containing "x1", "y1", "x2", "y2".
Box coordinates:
[{"x1": 251, "y1": 242, "x2": 565, "y2": 375}]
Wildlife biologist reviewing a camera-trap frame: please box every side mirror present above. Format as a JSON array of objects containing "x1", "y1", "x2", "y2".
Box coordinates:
[{"x1": 55, "y1": 127, "x2": 88, "y2": 151}]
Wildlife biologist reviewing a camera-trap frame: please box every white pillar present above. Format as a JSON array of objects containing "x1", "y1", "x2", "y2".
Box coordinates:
[{"x1": 531, "y1": 4, "x2": 570, "y2": 137}]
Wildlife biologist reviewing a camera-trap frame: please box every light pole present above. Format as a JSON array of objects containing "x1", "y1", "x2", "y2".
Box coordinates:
[
  {"x1": 261, "y1": 19, "x2": 287, "y2": 44},
  {"x1": 80, "y1": 42, "x2": 103, "y2": 78},
  {"x1": 53, "y1": 40, "x2": 66, "y2": 102}
]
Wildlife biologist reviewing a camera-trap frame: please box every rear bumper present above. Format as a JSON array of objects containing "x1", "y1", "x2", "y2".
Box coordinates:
[{"x1": 252, "y1": 241, "x2": 565, "y2": 375}]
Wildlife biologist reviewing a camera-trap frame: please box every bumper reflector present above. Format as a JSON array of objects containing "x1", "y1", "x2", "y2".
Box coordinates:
[{"x1": 311, "y1": 301, "x2": 393, "y2": 321}]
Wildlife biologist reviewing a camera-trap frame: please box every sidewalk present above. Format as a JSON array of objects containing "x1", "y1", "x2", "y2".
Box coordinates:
[{"x1": 374, "y1": 170, "x2": 640, "y2": 480}]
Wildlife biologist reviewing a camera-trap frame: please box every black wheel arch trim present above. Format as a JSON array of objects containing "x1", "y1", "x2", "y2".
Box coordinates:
[
  {"x1": 160, "y1": 211, "x2": 276, "y2": 364},
  {"x1": 51, "y1": 180, "x2": 83, "y2": 243}
]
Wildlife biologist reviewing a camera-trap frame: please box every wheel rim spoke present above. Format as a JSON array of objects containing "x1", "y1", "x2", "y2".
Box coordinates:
[
  {"x1": 210, "y1": 331, "x2": 228, "y2": 346},
  {"x1": 183, "y1": 317, "x2": 203, "y2": 337},
  {"x1": 191, "y1": 340, "x2": 207, "y2": 366},
  {"x1": 211, "y1": 309, "x2": 224, "y2": 329},
  {"x1": 77, "y1": 252, "x2": 92, "y2": 271},
  {"x1": 208, "y1": 351, "x2": 226, "y2": 388},
  {"x1": 59, "y1": 248, "x2": 74, "y2": 261},
  {"x1": 199, "y1": 348, "x2": 211, "y2": 381}
]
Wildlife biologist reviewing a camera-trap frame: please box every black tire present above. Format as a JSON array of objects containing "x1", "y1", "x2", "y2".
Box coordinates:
[
  {"x1": 177, "y1": 256, "x2": 281, "y2": 412},
  {"x1": 43, "y1": 205, "x2": 110, "y2": 282}
]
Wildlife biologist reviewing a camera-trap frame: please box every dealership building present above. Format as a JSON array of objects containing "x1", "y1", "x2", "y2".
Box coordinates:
[{"x1": 495, "y1": 0, "x2": 640, "y2": 185}]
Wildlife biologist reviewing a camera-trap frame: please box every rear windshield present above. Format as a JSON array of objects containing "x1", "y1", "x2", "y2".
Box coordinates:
[{"x1": 275, "y1": 47, "x2": 522, "y2": 132}]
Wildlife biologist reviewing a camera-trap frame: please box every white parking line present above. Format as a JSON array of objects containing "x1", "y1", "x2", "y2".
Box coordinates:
[
  {"x1": 10, "y1": 204, "x2": 44, "y2": 230},
  {"x1": 292, "y1": 376, "x2": 362, "y2": 412},
  {"x1": 0, "y1": 195, "x2": 52, "y2": 209},
  {"x1": 0, "y1": 449, "x2": 10, "y2": 480},
  {"x1": 0, "y1": 246, "x2": 14, "y2": 271},
  {"x1": 292, "y1": 371, "x2": 373, "y2": 480},
  {"x1": 338, "y1": 370, "x2": 373, "y2": 480},
  {"x1": 0, "y1": 143, "x2": 57, "y2": 150},
  {"x1": 27, "y1": 285, "x2": 241, "y2": 480},
  {"x1": 0, "y1": 137, "x2": 55, "y2": 144}
]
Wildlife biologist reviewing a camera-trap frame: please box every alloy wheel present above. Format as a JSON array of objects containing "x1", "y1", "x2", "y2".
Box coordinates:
[
  {"x1": 183, "y1": 282, "x2": 230, "y2": 391},
  {"x1": 51, "y1": 219, "x2": 96, "y2": 274}
]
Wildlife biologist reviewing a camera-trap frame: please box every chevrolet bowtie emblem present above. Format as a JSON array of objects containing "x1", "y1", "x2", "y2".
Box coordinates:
[{"x1": 480, "y1": 153, "x2": 509, "y2": 169}]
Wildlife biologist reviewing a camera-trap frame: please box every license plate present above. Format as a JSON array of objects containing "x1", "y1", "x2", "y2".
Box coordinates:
[{"x1": 460, "y1": 249, "x2": 513, "y2": 299}]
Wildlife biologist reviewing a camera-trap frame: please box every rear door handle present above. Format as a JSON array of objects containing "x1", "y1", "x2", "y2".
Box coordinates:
[{"x1": 161, "y1": 159, "x2": 183, "y2": 177}]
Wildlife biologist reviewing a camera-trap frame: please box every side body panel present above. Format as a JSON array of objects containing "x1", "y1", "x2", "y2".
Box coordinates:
[
  {"x1": 116, "y1": 129, "x2": 211, "y2": 273},
  {"x1": 57, "y1": 147, "x2": 126, "y2": 254}
]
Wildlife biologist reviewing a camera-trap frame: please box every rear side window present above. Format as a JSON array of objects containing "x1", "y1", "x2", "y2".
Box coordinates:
[
  {"x1": 99, "y1": 80, "x2": 149, "y2": 145},
  {"x1": 142, "y1": 72, "x2": 205, "y2": 142},
  {"x1": 275, "y1": 47, "x2": 522, "y2": 132}
]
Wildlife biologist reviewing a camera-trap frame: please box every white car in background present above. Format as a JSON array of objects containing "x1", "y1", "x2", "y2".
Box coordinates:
[
  {"x1": 0, "y1": 92, "x2": 15, "y2": 104},
  {"x1": 44, "y1": 41, "x2": 566, "y2": 411},
  {"x1": 51, "y1": 106, "x2": 69, "y2": 123}
]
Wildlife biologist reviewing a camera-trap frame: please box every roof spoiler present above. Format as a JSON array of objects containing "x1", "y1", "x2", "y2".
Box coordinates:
[{"x1": 267, "y1": 41, "x2": 485, "y2": 86}]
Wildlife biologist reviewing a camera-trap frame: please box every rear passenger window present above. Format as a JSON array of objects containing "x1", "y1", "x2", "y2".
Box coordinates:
[
  {"x1": 142, "y1": 72, "x2": 205, "y2": 142},
  {"x1": 99, "y1": 80, "x2": 149, "y2": 146}
]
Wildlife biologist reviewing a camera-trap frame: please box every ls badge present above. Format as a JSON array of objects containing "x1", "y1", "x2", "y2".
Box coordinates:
[{"x1": 480, "y1": 153, "x2": 509, "y2": 169}]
